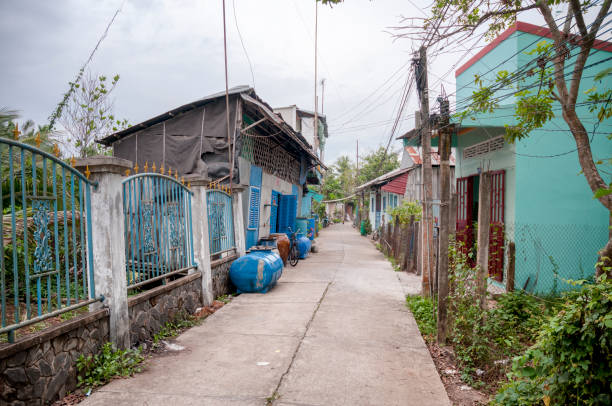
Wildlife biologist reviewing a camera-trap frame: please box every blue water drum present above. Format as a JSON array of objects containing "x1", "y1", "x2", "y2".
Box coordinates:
[
  {"x1": 229, "y1": 248, "x2": 283, "y2": 293},
  {"x1": 307, "y1": 218, "x2": 316, "y2": 240},
  {"x1": 296, "y1": 233, "x2": 311, "y2": 259}
]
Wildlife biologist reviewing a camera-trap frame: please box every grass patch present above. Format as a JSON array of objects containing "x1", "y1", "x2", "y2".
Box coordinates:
[
  {"x1": 152, "y1": 315, "x2": 199, "y2": 347},
  {"x1": 76, "y1": 342, "x2": 144, "y2": 391},
  {"x1": 216, "y1": 294, "x2": 233, "y2": 304},
  {"x1": 406, "y1": 295, "x2": 436, "y2": 343}
]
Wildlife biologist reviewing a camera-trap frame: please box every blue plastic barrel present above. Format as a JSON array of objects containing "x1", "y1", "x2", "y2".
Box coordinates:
[
  {"x1": 297, "y1": 233, "x2": 311, "y2": 259},
  {"x1": 307, "y1": 218, "x2": 315, "y2": 240},
  {"x1": 229, "y1": 248, "x2": 283, "y2": 293}
]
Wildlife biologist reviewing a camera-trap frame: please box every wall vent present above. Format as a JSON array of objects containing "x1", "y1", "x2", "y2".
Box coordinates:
[{"x1": 463, "y1": 136, "x2": 504, "y2": 160}]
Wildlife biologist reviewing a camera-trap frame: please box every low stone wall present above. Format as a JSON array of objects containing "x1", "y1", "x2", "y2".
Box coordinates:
[
  {"x1": 128, "y1": 272, "x2": 203, "y2": 346},
  {"x1": 0, "y1": 309, "x2": 110, "y2": 406},
  {"x1": 211, "y1": 254, "x2": 238, "y2": 298}
]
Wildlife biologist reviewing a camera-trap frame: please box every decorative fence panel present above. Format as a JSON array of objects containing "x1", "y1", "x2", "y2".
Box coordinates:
[
  {"x1": 123, "y1": 174, "x2": 194, "y2": 289},
  {"x1": 207, "y1": 189, "x2": 235, "y2": 256},
  {"x1": 0, "y1": 138, "x2": 99, "y2": 342}
]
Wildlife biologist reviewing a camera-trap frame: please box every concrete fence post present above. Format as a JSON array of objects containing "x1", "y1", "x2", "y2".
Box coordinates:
[
  {"x1": 476, "y1": 172, "x2": 491, "y2": 310},
  {"x1": 75, "y1": 156, "x2": 131, "y2": 350},
  {"x1": 185, "y1": 175, "x2": 214, "y2": 306},
  {"x1": 232, "y1": 187, "x2": 247, "y2": 257}
]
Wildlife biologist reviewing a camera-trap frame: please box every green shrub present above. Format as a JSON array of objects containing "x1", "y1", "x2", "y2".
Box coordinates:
[
  {"x1": 387, "y1": 200, "x2": 422, "y2": 225},
  {"x1": 495, "y1": 275, "x2": 612, "y2": 406},
  {"x1": 406, "y1": 295, "x2": 436, "y2": 342},
  {"x1": 77, "y1": 343, "x2": 144, "y2": 390}
]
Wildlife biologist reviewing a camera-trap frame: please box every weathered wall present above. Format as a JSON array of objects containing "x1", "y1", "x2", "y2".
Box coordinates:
[
  {"x1": 128, "y1": 273, "x2": 203, "y2": 345},
  {"x1": 211, "y1": 255, "x2": 237, "y2": 298},
  {"x1": 0, "y1": 310, "x2": 110, "y2": 406}
]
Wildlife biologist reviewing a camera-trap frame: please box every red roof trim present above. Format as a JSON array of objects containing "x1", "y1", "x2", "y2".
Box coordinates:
[{"x1": 455, "y1": 21, "x2": 612, "y2": 78}]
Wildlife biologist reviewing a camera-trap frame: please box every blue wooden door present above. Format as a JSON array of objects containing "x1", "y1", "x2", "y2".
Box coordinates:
[
  {"x1": 270, "y1": 190, "x2": 280, "y2": 233},
  {"x1": 278, "y1": 194, "x2": 297, "y2": 234},
  {"x1": 246, "y1": 166, "x2": 263, "y2": 249}
]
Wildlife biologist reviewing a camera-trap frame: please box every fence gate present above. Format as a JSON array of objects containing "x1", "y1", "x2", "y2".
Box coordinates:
[
  {"x1": 0, "y1": 138, "x2": 100, "y2": 342},
  {"x1": 123, "y1": 174, "x2": 194, "y2": 289},
  {"x1": 207, "y1": 189, "x2": 235, "y2": 256}
]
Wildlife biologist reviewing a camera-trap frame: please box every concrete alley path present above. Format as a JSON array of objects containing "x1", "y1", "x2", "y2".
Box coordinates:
[{"x1": 82, "y1": 224, "x2": 449, "y2": 406}]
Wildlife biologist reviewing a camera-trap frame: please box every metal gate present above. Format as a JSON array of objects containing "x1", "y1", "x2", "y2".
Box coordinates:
[
  {"x1": 0, "y1": 138, "x2": 99, "y2": 342},
  {"x1": 207, "y1": 188, "x2": 235, "y2": 255},
  {"x1": 123, "y1": 173, "x2": 194, "y2": 289}
]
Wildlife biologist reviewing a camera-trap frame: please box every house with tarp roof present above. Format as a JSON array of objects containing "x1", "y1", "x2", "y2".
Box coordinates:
[
  {"x1": 403, "y1": 22, "x2": 612, "y2": 293},
  {"x1": 99, "y1": 86, "x2": 326, "y2": 253}
]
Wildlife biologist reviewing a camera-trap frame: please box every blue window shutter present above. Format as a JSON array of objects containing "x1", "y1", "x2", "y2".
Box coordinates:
[
  {"x1": 246, "y1": 186, "x2": 261, "y2": 249},
  {"x1": 250, "y1": 165, "x2": 262, "y2": 187},
  {"x1": 248, "y1": 187, "x2": 260, "y2": 230}
]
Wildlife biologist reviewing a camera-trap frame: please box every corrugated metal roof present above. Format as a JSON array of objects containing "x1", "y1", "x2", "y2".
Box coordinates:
[
  {"x1": 381, "y1": 171, "x2": 409, "y2": 195},
  {"x1": 355, "y1": 166, "x2": 413, "y2": 192}
]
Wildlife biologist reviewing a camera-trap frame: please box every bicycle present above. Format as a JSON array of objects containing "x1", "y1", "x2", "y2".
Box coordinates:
[{"x1": 287, "y1": 227, "x2": 301, "y2": 267}]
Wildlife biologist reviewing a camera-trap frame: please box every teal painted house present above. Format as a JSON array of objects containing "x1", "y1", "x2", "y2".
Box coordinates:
[{"x1": 413, "y1": 22, "x2": 611, "y2": 294}]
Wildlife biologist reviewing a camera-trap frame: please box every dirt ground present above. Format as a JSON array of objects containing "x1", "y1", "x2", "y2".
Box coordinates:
[{"x1": 426, "y1": 342, "x2": 490, "y2": 405}]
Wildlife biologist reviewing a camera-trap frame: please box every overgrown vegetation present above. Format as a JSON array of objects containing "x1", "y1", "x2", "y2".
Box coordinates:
[
  {"x1": 76, "y1": 343, "x2": 144, "y2": 390},
  {"x1": 447, "y1": 242, "x2": 557, "y2": 388},
  {"x1": 495, "y1": 274, "x2": 612, "y2": 406},
  {"x1": 407, "y1": 240, "x2": 612, "y2": 403}
]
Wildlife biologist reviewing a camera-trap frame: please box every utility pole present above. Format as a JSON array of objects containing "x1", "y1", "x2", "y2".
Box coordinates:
[
  {"x1": 357, "y1": 139, "x2": 361, "y2": 224},
  {"x1": 437, "y1": 96, "x2": 452, "y2": 345},
  {"x1": 222, "y1": 0, "x2": 233, "y2": 191},
  {"x1": 321, "y1": 78, "x2": 326, "y2": 115},
  {"x1": 415, "y1": 45, "x2": 434, "y2": 297},
  {"x1": 313, "y1": 0, "x2": 319, "y2": 154}
]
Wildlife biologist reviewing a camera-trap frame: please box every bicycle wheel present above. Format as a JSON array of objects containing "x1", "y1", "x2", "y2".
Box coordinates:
[{"x1": 289, "y1": 244, "x2": 299, "y2": 266}]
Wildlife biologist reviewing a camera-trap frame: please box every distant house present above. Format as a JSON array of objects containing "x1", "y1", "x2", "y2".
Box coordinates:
[
  {"x1": 356, "y1": 167, "x2": 410, "y2": 229},
  {"x1": 99, "y1": 86, "x2": 325, "y2": 252},
  {"x1": 404, "y1": 22, "x2": 612, "y2": 293},
  {"x1": 273, "y1": 105, "x2": 329, "y2": 162},
  {"x1": 273, "y1": 105, "x2": 329, "y2": 218},
  {"x1": 355, "y1": 144, "x2": 455, "y2": 229}
]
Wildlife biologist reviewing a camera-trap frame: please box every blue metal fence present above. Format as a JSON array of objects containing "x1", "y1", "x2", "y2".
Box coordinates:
[
  {"x1": 122, "y1": 173, "x2": 194, "y2": 289},
  {"x1": 0, "y1": 138, "x2": 100, "y2": 342},
  {"x1": 207, "y1": 189, "x2": 235, "y2": 255}
]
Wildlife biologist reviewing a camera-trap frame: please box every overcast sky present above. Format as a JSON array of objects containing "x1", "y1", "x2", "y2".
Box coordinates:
[{"x1": 0, "y1": 0, "x2": 599, "y2": 165}]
